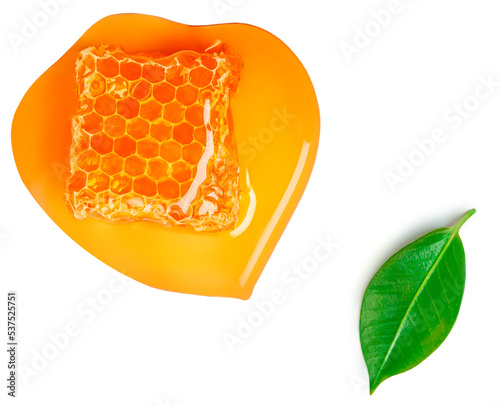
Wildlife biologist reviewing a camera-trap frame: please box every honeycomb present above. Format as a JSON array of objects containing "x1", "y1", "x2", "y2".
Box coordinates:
[{"x1": 66, "y1": 45, "x2": 243, "y2": 231}]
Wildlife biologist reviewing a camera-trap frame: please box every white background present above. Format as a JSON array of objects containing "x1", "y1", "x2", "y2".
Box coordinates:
[{"x1": 1, "y1": 0, "x2": 499, "y2": 404}]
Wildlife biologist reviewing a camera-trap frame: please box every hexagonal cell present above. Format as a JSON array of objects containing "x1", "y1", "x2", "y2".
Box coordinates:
[
  {"x1": 120, "y1": 60, "x2": 142, "y2": 81},
  {"x1": 177, "y1": 53, "x2": 198, "y2": 69},
  {"x1": 110, "y1": 173, "x2": 133, "y2": 195},
  {"x1": 185, "y1": 104, "x2": 205, "y2": 127},
  {"x1": 76, "y1": 188, "x2": 97, "y2": 207},
  {"x1": 82, "y1": 112, "x2": 103, "y2": 134},
  {"x1": 79, "y1": 100, "x2": 93, "y2": 118},
  {"x1": 137, "y1": 138, "x2": 159, "y2": 159},
  {"x1": 200, "y1": 55, "x2": 218, "y2": 70},
  {"x1": 198, "y1": 89, "x2": 213, "y2": 105},
  {"x1": 193, "y1": 127, "x2": 207, "y2": 146},
  {"x1": 212, "y1": 67, "x2": 227, "y2": 86},
  {"x1": 78, "y1": 58, "x2": 93, "y2": 77},
  {"x1": 117, "y1": 97, "x2": 140, "y2": 119},
  {"x1": 104, "y1": 115, "x2": 126, "y2": 137},
  {"x1": 101, "y1": 153, "x2": 124, "y2": 175},
  {"x1": 78, "y1": 56, "x2": 94, "y2": 77},
  {"x1": 78, "y1": 101, "x2": 93, "y2": 117},
  {"x1": 67, "y1": 170, "x2": 87, "y2": 194},
  {"x1": 124, "y1": 155, "x2": 146, "y2": 176},
  {"x1": 176, "y1": 85, "x2": 199, "y2": 107},
  {"x1": 189, "y1": 66, "x2": 213, "y2": 87},
  {"x1": 85, "y1": 73, "x2": 106, "y2": 97},
  {"x1": 140, "y1": 99, "x2": 163, "y2": 121},
  {"x1": 173, "y1": 122, "x2": 194, "y2": 145},
  {"x1": 182, "y1": 142, "x2": 204, "y2": 165},
  {"x1": 121, "y1": 193, "x2": 145, "y2": 210},
  {"x1": 77, "y1": 149, "x2": 100, "y2": 172},
  {"x1": 114, "y1": 136, "x2": 136, "y2": 158},
  {"x1": 94, "y1": 94, "x2": 116, "y2": 116},
  {"x1": 151, "y1": 121, "x2": 173, "y2": 142},
  {"x1": 163, "y1": 102, "x2": 185, "y2": 124},
  {"x1": 171, "y1": 161, "x2": 192, "y2": 182},
  {"x1": 160, "y1": 140, "x2": 182, "y2": 162},
  {"x1": 87, "y1": 171, "x2": 110, "y2": 193},
  {"x1": 153, "y1": 82, "x2": 175, "y2": 104},
  {"x1": 180, "y1": 180, "x2": 193, "y2": 196},
  {"x1": 96, "y1": 57, "x2": 119, "y2": 78},
  {"x1": 132, "y1": 80, "x2": 151, "y2": 101},
  {"x1": 107, "y1": 77, "x2": 129, "y2": 98},
  {"x1": 91, "y1": 133, "x2": 113, "y2": 154},
  {"x1": 96, "y1": 191, "x2": 119, "y2": 211},
  {"x1": 158, "y1": 178, "x2": 180, "y2": 200},
  {"x1": 166, "y1": 65, "x2": 188, "y2": 86},
  {"x1": 143, "y1": 64, "x2": 165, "y2": 83},
  {"x1": 133, "y1": 176, "x2": 157, "y2": 197},
  {"x1": 127, "y1": 118, "x2": 150, "y2": 140},
  {"x1": 74, "y1": 132, "x2": 90, "y2": 154},
  {"x1": 147, "y1": 158, "x2": 169, "y2": 180}
]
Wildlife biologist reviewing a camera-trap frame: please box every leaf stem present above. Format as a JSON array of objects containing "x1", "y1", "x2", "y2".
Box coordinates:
[{"x1": 453, "y1": 209, "x2": 476, "y2": 232}]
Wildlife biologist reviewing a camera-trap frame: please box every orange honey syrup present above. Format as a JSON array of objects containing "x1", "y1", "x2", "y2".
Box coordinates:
[{"x1": 12, "y1": 14, "x2": 320, "y2": 299}]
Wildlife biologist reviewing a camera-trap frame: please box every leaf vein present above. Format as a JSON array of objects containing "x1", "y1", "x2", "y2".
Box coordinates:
[{"x1": 371, "y1": 230, "x2": 459, "y2": 388}]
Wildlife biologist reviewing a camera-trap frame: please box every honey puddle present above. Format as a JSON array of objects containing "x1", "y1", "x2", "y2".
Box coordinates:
[{"x1": 12, "y1": 14, "x2": 320, "y2": 299}]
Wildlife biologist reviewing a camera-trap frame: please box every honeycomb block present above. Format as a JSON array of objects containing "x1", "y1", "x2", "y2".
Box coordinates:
[{"x1": 66, "y1": 45, "x2": 243, "y2": 231}]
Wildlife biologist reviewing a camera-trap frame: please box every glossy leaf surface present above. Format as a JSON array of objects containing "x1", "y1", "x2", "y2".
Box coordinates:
[{"x1": 360, "y1": 209, "x2": 475, "y2": 394}]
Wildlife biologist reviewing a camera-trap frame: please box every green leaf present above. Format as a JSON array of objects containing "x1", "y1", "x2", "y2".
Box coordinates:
[{"x1": 360, "y1": 209, "x2": 475, "y2": 395}]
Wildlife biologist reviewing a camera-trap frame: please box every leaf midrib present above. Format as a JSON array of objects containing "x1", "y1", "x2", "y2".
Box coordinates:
[{"x1": 371, "y1": 227, "x2": 459, "y2": 391}]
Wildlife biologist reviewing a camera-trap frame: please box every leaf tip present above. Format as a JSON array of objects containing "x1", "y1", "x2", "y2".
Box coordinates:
[{"x1": 454, "y1": 208, "x2": 476, "y2": 231}]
